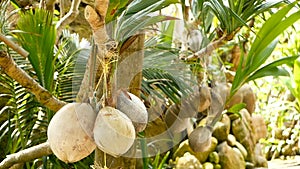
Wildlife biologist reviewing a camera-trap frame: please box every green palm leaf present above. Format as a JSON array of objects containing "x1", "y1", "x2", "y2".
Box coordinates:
[
  {"x1": 113, "y1": 0, "x2": 178, "y2": 44},
  {"x1": 203, "y1": 0, "x2": 283, "y2": 34},
  {"x1": 142, "y1": 68, "x2": 191, "y2": 104},
  {"x1": 247, "y1": 56, "x2": 298, "y2": 81},
  {"x1": 231, "y1": 2, "x2": 300, "y2": 97},
  {"x1": 54, "y1": 30, "x2": 91, "y2": 102},
  {"x1": 106, "y1": 0, "x2": 129, "y2": 23},
  {"x1": 0, "y1": 0, "x2": 11, "y2": 35},
  {"x1": 15, "y1": 9, "x2": 56, "y2": 92},
  {"x1": 126, "y1": 0, "x2": 179, "y2": 14},
  {"x1": 0, "y1": 58, "x2": 47, "y2": 165},
  {"x1": 0, "y1": 30, "x2": 92, "y2": 167}
]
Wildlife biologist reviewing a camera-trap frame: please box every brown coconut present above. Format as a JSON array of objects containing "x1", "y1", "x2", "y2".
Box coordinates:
[
  {"x1": 93, "y1": 106, "x2": 136, "y2": 157},
  {"x1": 116, "y1": 91, "x2": 148, "y2": 132},
  {"x1": 227, "y1": 84, "x2": 256, "y2": 114},
  {"x1": 198, "y1": 85, "x2": 211, "y2": 112},
  {"x1": 47, "y1": 103, "x2": 97, "y2": 163},
  {"x1": 189, "y1": 126, "x2": 213, "y2": 152}
]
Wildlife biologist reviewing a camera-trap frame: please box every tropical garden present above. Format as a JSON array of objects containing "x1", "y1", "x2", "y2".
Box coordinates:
[{"x1": 0, "y1": 0, "x2": 300, "y2": 168}]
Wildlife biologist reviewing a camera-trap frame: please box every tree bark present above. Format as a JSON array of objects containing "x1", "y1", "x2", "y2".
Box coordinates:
[
  {"x1": 77, "y1": 1, "x2": 109, "y2": 102},
  {"x1": 45, "y1": 0, "x2": 56, "y2": 11},
  {"x1": 117, "y1": 35, "x2": 145, "y2": 95},
  {"x1": 0, "y1": 33, "x2": 29, "y2": 58},
  {"x1": 0, "y1": 142, "x2": 52, "y2": 169}
]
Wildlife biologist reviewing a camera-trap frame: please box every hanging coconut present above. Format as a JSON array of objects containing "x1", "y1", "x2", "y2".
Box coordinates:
[
  {"x1": 116, "y1": 90, "x2": 148, "y2": 132},
  {"x1": 93, "y1": 106, "x2": 136, "y2": 157},
  {"x1": 47, "y1": 103, "x2": 97, "y2": 163},
  {"x1": 188, "y1": 126, "x2": 213, "y2": 152}
]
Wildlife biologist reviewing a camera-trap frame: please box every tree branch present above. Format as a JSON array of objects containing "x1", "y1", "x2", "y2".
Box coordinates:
[
  {"x1": 84, "y1": 4, "x2": 109, "y2": 46},
  {"x1": 0, "y1": 51, "x2": 66, "y2": 112},
  {"x1": 77, "y1": 1, "x2": 109, "y2": 102},
  {"x1": 55, "y1": 0, "x2": 81, "y2": 40},
  {"x1": 180, "y1": 35, "x2": 227, "y2": 61},
  {"x1": 0, "y1": 33, "x2": 29, "y2": 58},
  {"x1": 0, "y1": 142, "x2": 52, "y2": 169}
]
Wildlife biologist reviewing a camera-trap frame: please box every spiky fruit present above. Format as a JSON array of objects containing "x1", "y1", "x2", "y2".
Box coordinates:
[
  {"x1": 47, "y1": 103, "x2": 96, "y2": 163},
  {"x1": 116, "y1": 91, "x2": 148, "y2": 132},
  {"x1": 93, "y1": 106, "x2": 136, "y2": 157}
]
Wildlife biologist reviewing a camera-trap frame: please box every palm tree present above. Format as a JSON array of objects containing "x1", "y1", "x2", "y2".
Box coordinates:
[{"x1": 0, "y1": 0, "x2": 300, "y2": 168}]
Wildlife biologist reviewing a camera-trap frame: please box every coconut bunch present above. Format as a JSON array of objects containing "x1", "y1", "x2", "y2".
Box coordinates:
[
  {"x1": 188, "y1": 88, "x2": 223, "y2": 153},
  {"x1": 47, "y1": 90, "x2": 148, "y2": 163},
  {"x1": 186, "y1": 83, "x2": 257, "y2": 153}
]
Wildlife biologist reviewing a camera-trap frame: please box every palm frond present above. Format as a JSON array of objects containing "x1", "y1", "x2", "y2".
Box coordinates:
[
  {"x1": 142, "y1": 68, "x2": 192, "y2": 104},
  {"x1": 105, "y1": 0, "x2": 129, "y2": 23},
  {"x1": 0, "y1": 57, "x2": 47, "y2": 164},
  {"x1": 126, "y1": 0, "x2": 179, "y2": 14},
  {"x1": 0, "y1": 35, "x2": 91, "y2": 167},
  {"x1": 109, "y1": 0, "x2": 178, "y2": 44},
  {"x1": 0, "y1": 11, "x2": 50, "y2": 161},
  {"x1": 202, "y1": 0, "x2": 283, "y2": 34},
  {"x1": 54, "y1": 30, "x2": 91, "y2": 102},
  {"x1": 231, "y1": 2, "x2": 300, "y2": 97},
  {"x1": 15, "y1": 9, "x2": 56, "y2": 91},
  {"x1": 0, "y1": 0, "x2": 10, "y2": 35}
]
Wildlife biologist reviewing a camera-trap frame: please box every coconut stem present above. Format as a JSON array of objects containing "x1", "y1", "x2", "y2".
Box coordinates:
[{"x1": 104, "y1": 152, "x2": 107, "y2": 168}]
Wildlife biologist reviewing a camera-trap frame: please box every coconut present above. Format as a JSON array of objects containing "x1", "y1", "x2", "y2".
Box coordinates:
[
  {"x1": 226, "y1": 84, "x2": 256, "y2": 114},
  {"x1": 47, "y1": 103, "x2": 96, "y2": 163},
  {"x1": 93, "y1": 106, "x2": 136, "y2": 157},
  {"x1": 188, "y1": 126, "x2": 213, "y2": 152},
  {"x1": 116, "y1": 91, "x2": 148, "y2": 132}
]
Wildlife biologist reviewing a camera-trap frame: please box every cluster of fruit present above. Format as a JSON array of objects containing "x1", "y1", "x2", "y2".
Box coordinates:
[{"x1": 47, "y1": 90, "x2": 148, "y2": 163}]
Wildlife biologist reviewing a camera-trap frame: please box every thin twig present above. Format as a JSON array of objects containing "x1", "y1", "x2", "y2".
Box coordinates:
[
  {"x1": 0, "y1": 142, "x2": 52, "y2": 169},
  {"x1": 181, "y1": 35, "x2": 227, "y2": 61},
  {"x1": 55, "y1": 0, "x2": 81, "y2": 40},
  {"x1": 0, "y1": 51, "x2": 66, "y2": 112},
  {"x1": 0, "y1": 33, "x2": 29, "y2": 58}
]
